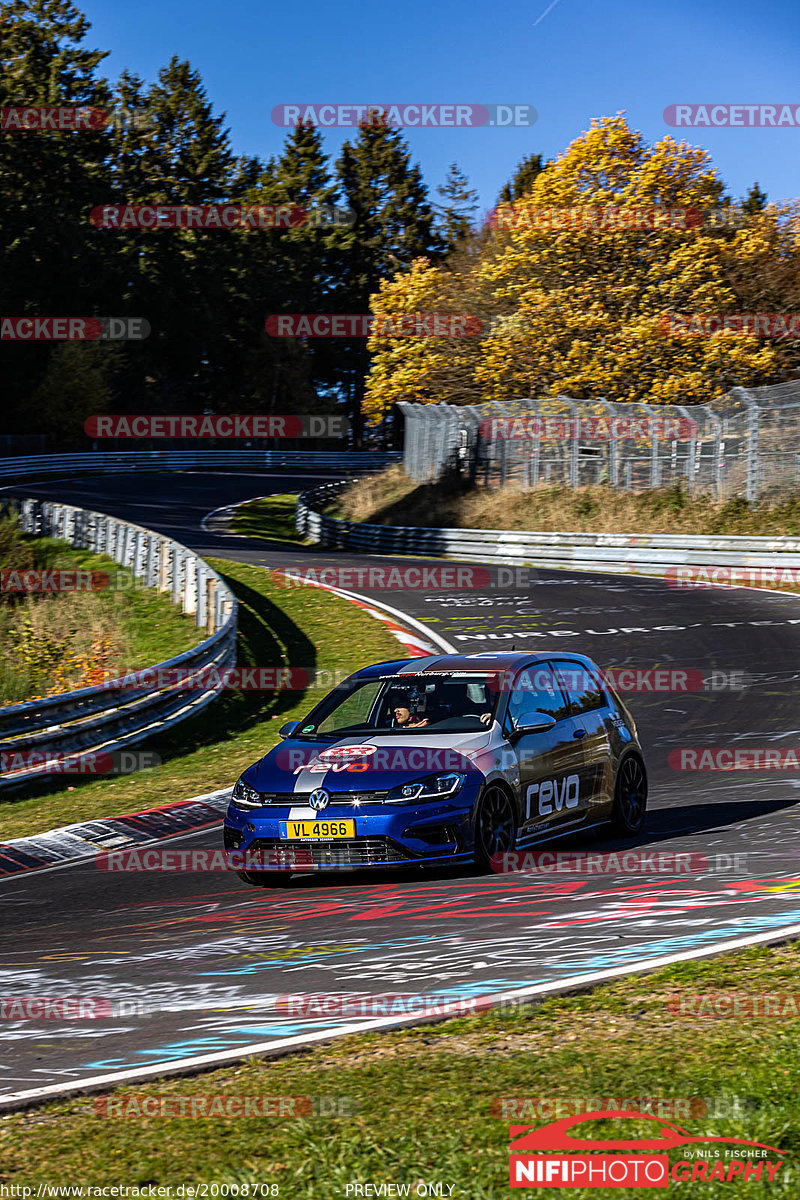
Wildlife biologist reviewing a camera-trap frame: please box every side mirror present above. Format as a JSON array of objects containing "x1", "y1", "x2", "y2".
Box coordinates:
[
  {"x1": 278, "y1": 720, "x2": 301, "y2": 739},
  {"x1": 511, "y1": 712, "x2": 557, "y2": 735}
]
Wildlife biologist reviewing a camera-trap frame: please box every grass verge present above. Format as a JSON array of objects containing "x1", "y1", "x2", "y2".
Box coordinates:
[
  {"x1": 0, "y1": 557, "x2": 402, "y2": 839},
  {"x1": 230, "y1": 494, "x2": 308, "y2": 544},
  {"x1": 2, "y1": 941, "x2": 800, "y2": 1194},
  {"x1": 0, "y1": 541, "x2": 202, "y2": 706},
  {"x1": 330, "y1": 466, "x2": 800, "y2": 537}
]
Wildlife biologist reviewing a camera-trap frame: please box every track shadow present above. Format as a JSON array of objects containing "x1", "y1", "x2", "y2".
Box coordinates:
[{"x1": 236, "y1": 795, "x2": 800, "y2": 894}]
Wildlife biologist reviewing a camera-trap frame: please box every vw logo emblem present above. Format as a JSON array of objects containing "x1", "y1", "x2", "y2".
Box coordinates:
[{"x1": 309, "y1": 788, "x2": 330, "y2": 811}]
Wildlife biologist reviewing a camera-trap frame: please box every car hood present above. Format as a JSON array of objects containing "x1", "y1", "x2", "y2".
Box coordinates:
[{"x1": 245, "y1": 730, "x2": 493, "y2": 794}]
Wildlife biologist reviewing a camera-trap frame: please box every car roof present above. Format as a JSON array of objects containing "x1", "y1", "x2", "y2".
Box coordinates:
[{"x1": 352, "y1": 651, "x2": 599, "y2": 679}]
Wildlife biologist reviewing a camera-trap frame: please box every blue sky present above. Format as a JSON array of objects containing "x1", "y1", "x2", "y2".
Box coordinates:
[{"x1": 82, "y1": 0, "x2": 799, "y2": 213}]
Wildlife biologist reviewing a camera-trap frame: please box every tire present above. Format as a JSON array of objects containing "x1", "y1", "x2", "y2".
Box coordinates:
[
  {"x1": 610, "y1": 753, "x2": 648, "y2": 835},
  {"x1": 474, "y1": 783, "x2": 518, "y2": 870},
  {"x1": 236, "y1": 869, "x2": 295, "y2": 888}
]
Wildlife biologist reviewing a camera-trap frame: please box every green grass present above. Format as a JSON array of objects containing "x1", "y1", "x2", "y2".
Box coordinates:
[
  {"x1": 0, "y1": 541, "x2": 203, "y2": 706},
  {"x1": 3, "y1": 941, "x2": 800, "y2": 1194},
  {"x1": 0, "y1": 557, "x2": 402, "y2": 839},
  {"x1": 331, "y1": 466, "x2": 800, "y2": 538},
  {"x1": 230, "y1": 494, "x2": 308, "y2": 544}
]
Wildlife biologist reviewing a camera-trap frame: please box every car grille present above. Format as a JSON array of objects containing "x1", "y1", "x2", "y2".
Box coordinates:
[
  {"x1": 257, "y1": 790, "x2": 388, "y2": 806},
  {"x1": 248, "y1": 837, "x2": 409, "y2": 866}
]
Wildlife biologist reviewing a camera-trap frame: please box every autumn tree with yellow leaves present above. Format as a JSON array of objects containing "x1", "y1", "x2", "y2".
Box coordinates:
[{"x1": 364, "y1": 115, "x2": 800, "y2": 427}]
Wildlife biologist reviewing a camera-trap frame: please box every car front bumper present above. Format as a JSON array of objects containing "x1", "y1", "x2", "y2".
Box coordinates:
[{"x1": 223, "y1": 789, "x2": 481, "y2": 870}]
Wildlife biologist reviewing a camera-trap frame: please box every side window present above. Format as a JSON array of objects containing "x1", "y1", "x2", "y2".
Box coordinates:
[
  {"x1": 553, "y1": 661, "x2": 606, "y2": 715},
  {"x1": 507, "y1": 664, "x2": 569, "y2": 728}
]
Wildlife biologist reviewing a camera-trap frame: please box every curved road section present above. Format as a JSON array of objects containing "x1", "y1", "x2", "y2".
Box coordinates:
[{"x1": 3, "y1": 472, "x2": 800, "y2": 1105}]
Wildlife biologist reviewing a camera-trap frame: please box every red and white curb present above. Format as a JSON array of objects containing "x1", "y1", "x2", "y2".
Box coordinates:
[{"x1": 200, "y1": 494, "x2": 456, "y2": 658}]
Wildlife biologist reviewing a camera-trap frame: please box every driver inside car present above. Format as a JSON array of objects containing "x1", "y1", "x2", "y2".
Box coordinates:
[{"x1": 387, "y1": 689, "x2": 429, "y2": 729}]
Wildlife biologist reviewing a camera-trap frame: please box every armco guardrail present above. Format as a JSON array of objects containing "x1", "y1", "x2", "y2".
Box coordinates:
[
  {"x1": 0, "y1": 450, "x2": 400, "y2": 482},
  {"x1": 0, "y1": 498, "x2": 237, "y2": 789},
  {"x1": 296, "y1": 482, "x2": 800, "y2": 574}
]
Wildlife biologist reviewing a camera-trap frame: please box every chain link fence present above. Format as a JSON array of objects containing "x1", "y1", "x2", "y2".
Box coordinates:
[{"x1": 398, "y1": 379, "x2": 800, "y2": 501}]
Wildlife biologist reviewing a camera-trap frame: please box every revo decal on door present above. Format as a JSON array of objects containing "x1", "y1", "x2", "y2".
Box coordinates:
[{"x1": 527, "y1": 774, "x2": 580, "y2": 818}]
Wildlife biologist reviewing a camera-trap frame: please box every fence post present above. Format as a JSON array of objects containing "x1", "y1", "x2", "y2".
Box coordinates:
[
  {"x1": 708, "y1": 413, "x2": 724, "y2": 500},
  {"x1": 601, "y1": 398, "x2": 618, "y2": 486},
  {"x1": 737, "y1": 389, "x2": 760, "y2": 502},
  {"x1": 650, "y1": 423, "x2": 660, "y2": 488},
  {"x1": 562, "y1": 398, "x2": 579, "y2": 489},
  {"x1": 677, "y1": 405, "x2": 696, "y2": 493}
]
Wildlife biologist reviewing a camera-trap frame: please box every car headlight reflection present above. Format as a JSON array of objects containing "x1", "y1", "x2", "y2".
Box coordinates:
[
  {"x1": 386, "y1": 772, "x2": 465, "y2": 804},
  {"x1": 231, "y1": 777, "x2": 261, "y2": 809}
]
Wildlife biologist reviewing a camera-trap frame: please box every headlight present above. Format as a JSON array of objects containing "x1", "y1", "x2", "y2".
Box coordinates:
[
  {"x1": 386, "y1": 772, "x2": 465, "y2": 804},
  {"x1": 231, "y1": 777, "x2": 261, "y2": 809}
]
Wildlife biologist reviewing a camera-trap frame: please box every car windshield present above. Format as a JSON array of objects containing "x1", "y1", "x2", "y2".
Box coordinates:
[{"x1": 295, "y1": 674, "x2": 501, "y2": 739}]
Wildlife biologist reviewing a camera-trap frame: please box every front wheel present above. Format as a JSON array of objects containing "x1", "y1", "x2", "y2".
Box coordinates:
[
  {"x1": 474, "y1": 784, "x2": 518, "y2": 870},
  {"x1": 611, "y1": 754, "x2": 648, "y2": 834}
]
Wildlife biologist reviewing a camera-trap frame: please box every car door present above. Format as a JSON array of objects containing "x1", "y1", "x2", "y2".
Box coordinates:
[
  {"x1": 552, "y1": 659, "x2": 614, "y2": 818},
  {"x1": 506, "y1": 663, "x2": 586, "y2": 843}
]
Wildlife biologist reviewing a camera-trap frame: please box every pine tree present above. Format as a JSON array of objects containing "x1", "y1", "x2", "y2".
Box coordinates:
[
  {"x1": 434, "y1": 162, "x2": 479, "y2": 250},
  {"x1": 0, "y1": 0, "x2": 114, "y2": 438},
  {"x1": 743, "y1": 181, "x2": 768, "y2": 213},
  {"x1": 334, "y1": 123, "x2": 441, "y2": 442},
  {"x1": 110, "y1": 56, "x2": 239, "y2": 412},
  {"x1": 239, "y1": 123, "x2": 340, "y2": 422},
  {"x1": 499, "y1": 152, "x2": 545, "y2": 202}
]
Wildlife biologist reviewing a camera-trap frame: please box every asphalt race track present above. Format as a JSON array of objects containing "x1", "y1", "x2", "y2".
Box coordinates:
[{"x1": 4, "y1": 471, "x2": 800, "y2": 1102}]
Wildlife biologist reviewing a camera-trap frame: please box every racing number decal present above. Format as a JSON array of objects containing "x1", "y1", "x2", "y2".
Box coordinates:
[{"x1": 526, "y1": 774, "x2": 580, "y2": 819}]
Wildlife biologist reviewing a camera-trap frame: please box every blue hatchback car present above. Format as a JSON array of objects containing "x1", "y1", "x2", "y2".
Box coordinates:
[{"x1": 223, "y1": 652, "x2": 647, "y2": 884}]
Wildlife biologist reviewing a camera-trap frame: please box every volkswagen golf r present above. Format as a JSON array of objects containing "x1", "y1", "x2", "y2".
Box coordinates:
[{"x1": 223, "y1": 652, "x2": 647, "y2": 884}]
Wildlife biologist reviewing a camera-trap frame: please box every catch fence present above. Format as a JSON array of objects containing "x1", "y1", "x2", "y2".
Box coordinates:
[{"x1": 398, "y1": 380, "x2": 800, "y2": 501}]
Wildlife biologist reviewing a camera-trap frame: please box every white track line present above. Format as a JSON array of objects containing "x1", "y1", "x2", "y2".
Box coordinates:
[
  {"x1": 5, "y1": 918, "x2": 800, "y2": 1110},
  {"x1": 5, "y1": 492, "x2": 799, "y2": 1109}
]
